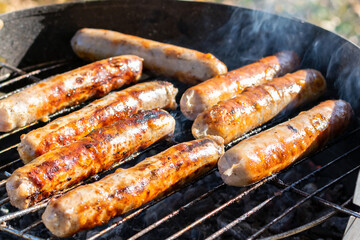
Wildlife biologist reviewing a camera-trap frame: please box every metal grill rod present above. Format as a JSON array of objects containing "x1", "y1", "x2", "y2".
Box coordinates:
[
  {"x1": 0, "y1": 62, "x2": 69, "y2": 89},
  {"x1": 19, "y1": 220, "x2": 43, "y2": 235},
  {"x1": 205, "y1": 145, "x2": 360, "y2": 239},
  {"x1": 275, "y1": 178, "x2": 360, "y2": 218},
  {"x1": 0, "y1": 159, "x2": 21, "y2": 171},
  {"x1": 0, "y1": 202, "x2": 48, "y2": 223},
  {"x1": 0, "y1": 144, "x2": 19, "y2": 156},
  {"x1": 0, "y1": 123, "x2": 37, "y2": 141},
  {"x1": 0, "y1": 225, "x2": 45, "y2": 240},
  {"x1": 0, "y1": 197, "x2": 9, "y2": 205},
  {"x1": 166, "y1": 175, "x2": 277, "y2": 240},
  {"x1": 0, "y1": 61, "x2": 40, "y2": 82},
  {"x1": 88, "y1": 168, "x2": 218, "y2": 240},
  {"x1": 87, "y1": 206, "x2": 151, "y2": 240},
  {"x1": 259, "y1": 197, "x2": 352, "y2": 240},
  {"x1": 128, "y1": 183, "x2": 226, "y2": 240},
  {"x1": 0, "y1": 59, "x2": 80, "y2": 101},
  {"x1": 248, "y1": 162, "x2": 360, "y2": 240}
]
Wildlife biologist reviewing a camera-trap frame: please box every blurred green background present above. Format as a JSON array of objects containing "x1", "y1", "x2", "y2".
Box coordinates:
[{"x1": 0, "y1": 0, "x2": 359, "y2": 45}]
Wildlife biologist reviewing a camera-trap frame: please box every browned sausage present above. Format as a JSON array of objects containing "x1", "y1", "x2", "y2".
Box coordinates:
[
  {"x1": 42, "y1": 136, "x2": 224, "y2": 237},
  {"x1": 218, "y1": 100, "x2": 353, "y2": 187},
  {"x1": 7, "y1": 109, "x2": 175, "y2": 209},
  {"x1": 18, "y1": 81, "x2": 178, "y2": 163},
  {"x1": 0, "y1": 55, "x2": 142, "y2": 132},
  {"x1": 71, "y1": 28, "x2": 228, "y2": 85},
  {"x1": 192, "y1": 69, "x2": 326, "y2": 144},
  {"x1": 180, "y1": 51, "x2": 300, "y2": 120}
]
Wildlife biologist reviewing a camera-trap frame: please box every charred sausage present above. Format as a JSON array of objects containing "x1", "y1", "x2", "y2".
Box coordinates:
[
  {"x1": 192, "y1": 69, "x2": 326, "y2": 144},
  {"x1": 218, "y1": 100, "x2": 353, "y2": 187},
  {"x1": 7, "y1": 109, "x2": 176, "y2": 209},
  {"x1": 18, "y1": 81, "x2": 178, "y2": 163},
  {"x1": 42, "y1": 136, "x2": 224, "y2": 237},
  {"x1": 0, "y1": 55, "x2": 142, "y2": 132},
  {"x1": 71, "y1": 28, "x2": 227, "y2": 85},
  {"x1": 180, "y1": 51, "x2": 300, "y2": 120}
]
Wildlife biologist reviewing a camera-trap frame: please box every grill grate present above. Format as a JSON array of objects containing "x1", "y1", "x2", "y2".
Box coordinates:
[{"x1": 0, "y1": 59, "x2": 359, "y2": 240}]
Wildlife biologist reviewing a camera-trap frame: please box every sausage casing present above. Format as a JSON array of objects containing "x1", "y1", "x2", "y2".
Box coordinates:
[
  {"x1": 71, "y1": 28, "x2": 227, "y2": 85},
  {"x1": 192, "y1": 69, "x2": 326, "y2": 144},
  {"x1": 7, "y1": 109, "x2": 176, "y2": 209},
  {"x1": 218, "y1": 100, "x2": 353, "y2": 187},
  {"x1": 42, "y1": 136, "x2": 224, "y2": 237},
  {"x1": 180, "y1": 51, "x2": 300, "y2": 120},
  {"x1": 18, "y1": 81, "x2": 178, "y2": 163},
  {"x1": 0, "y1": 55, "x2": 142, "y2": 132}
]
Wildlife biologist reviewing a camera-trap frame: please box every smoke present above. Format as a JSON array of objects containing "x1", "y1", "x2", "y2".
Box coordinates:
[
  {"x1": 201, "y1": 5, "x2": 360, "y2": 113},
  {"x1": 329, "y1": 43, "x2": 360, "y2": 112},
  {"x1": 204, "y1": 7, "x2": 314, "y2": 70}
]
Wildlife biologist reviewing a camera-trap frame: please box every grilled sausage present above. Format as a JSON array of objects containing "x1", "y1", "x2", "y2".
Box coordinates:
[
  {"x1": 7, "y1": 109, "x2": 176, "y2": 209},
  {"x1": 192, "y1": 69, "x2": 326, "y2": 144},
  {"x1": 42, "y1": 136, "x2": 224, "y2": 237},
  {"x1": 18, "y1": 81, "x2": 178, "y2": 163},
  {"x1": 180, "y1": 51, "x2": 300, "y2": 120},
  {"x1": 218, "y1": 100, "x2": 353, "y2": 187},
  {"x1": 71, "y1": 28, "x2": 227, "y2": 85},
  {"x1": 0, "y1": 55, "x2": 142, "y2": 132}
]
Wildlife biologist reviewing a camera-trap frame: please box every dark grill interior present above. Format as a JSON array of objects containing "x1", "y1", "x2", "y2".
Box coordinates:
[{"x1": 0, "y1": 1, "x2": 360, "y2": 239}]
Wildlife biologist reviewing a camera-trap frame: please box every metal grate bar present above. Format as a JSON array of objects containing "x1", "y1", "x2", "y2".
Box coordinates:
[
  {"x1": 0, "y1": 144, "x2": 19, "y2": 156},
  {"x1": 0, "y1": 62, "x2": 29, "y2": 76},
  {"x1": 166, "y1": 175, "x2": 277, "y2": 240},
  {"x1": 275, "y1": 178, "x2": 360, "y2": 219},
  {"x1": 0, "y1": 225, "x2": 46, "y2": 240},
  {"x1": 0, "y1": 159, "x2": 21, "y2": 171},
  {"x1": 0, "y1": 197, "x2": 9, "y2": 206},
  {"x1": 205, "y1": 145, "x2": 360, "y2": 240},
  {"x1": 259, "y1": 197, "x2": 353, "y2": 240},
  {"x1": 88, "y1": 168, "x2": 218, "y2": 240},
  {"x1": 0, "y1": 62, "x2": 69, "y2": 89},
  {"x1": 128, "y1": 183, "x2": 226, "y2": 240},
  {"x1": 0, "y1": 202, "x2": 48, "y2": 223},
  {"x1": 87, "y1": 206, "x2": 151, "y2": 240},
  {"x1": 248, "y1": 163, "x2": 360, "y2": 240},
  {"x1": 0, "y1": 70, "x2": 42, "y2": 88},
  {"x1": 0, "y1": 122, "x2": 37, "y2": 141},
  {"x1": 0, "y1": 61, "x2": 41, "y2": 82},
  {"x1": 19, "y1": 220, "x2": 43, "y2": 234}
]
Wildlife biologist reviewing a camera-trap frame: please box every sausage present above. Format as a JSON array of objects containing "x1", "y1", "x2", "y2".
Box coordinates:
[
  {"x1": 180, "y1": 51, "x2": 300, "y2": 120},
  {"x1": 0, "y1": 55, "x2": 142, "y2": 132},
  {"x1": 192, "y1": 69, "x2": 326, "y2": 144},
  {"x1": 7, "y1": 109, "x2": 176, "y2": 209},
  {"x1": 42, "y1": 136, "x2": 224, "y2": 237},
  {"x1": 218, "y1": 100, "x2": 353, "y2": 187},
  {"x1": 71, "y1": 28, "x2": 227, "y2": 85},
  {"x1": 18, "y1": 81, "x2": 178, "y2": 163}
]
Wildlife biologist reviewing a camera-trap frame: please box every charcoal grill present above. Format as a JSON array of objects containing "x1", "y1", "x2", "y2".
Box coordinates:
[{"x1": 0, "y1": 0, "x2": 360, "y2": 239}]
